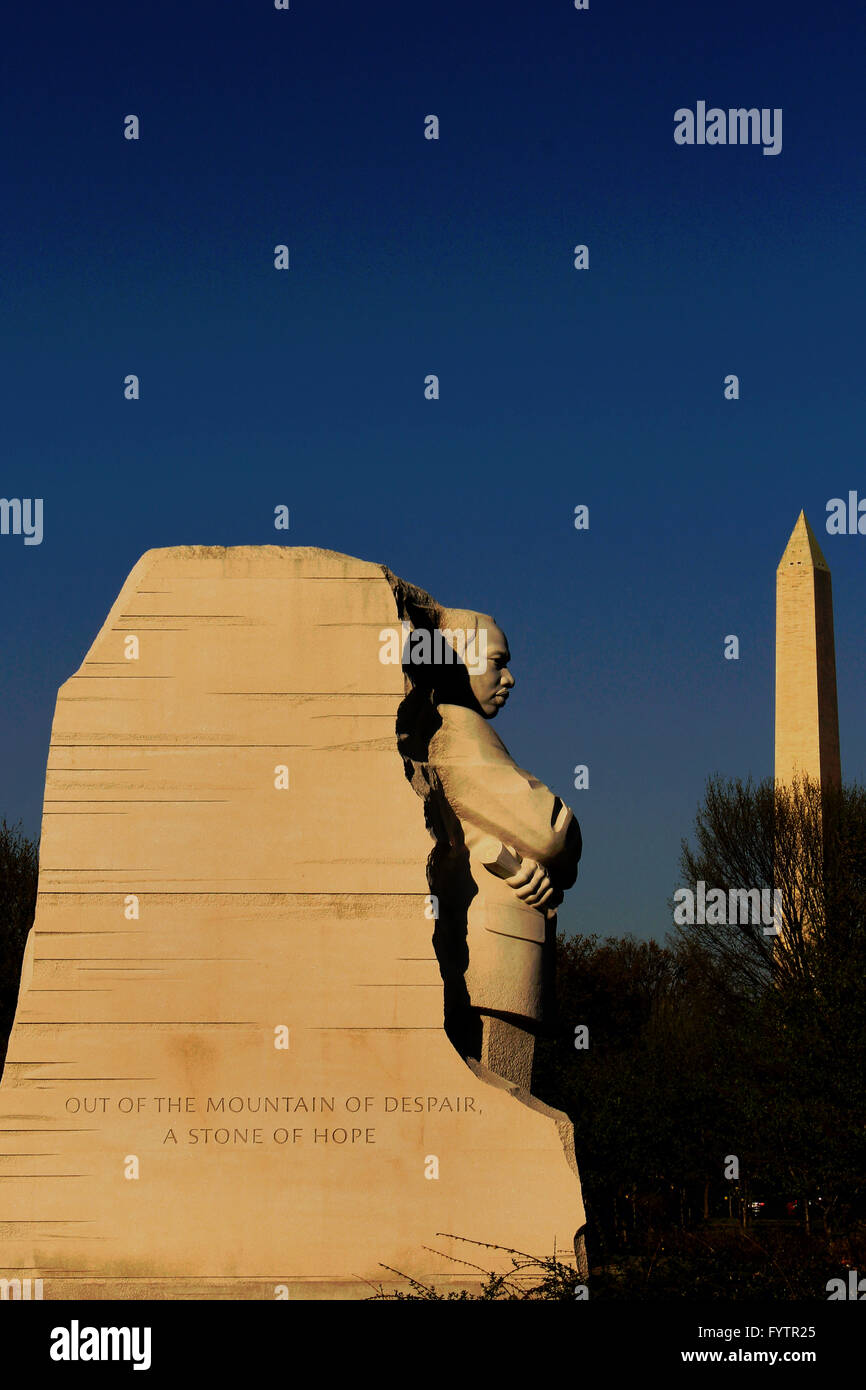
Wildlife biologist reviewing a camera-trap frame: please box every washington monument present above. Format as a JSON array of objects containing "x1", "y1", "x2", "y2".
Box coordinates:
[{"x1": 774, "y1": 510, "x2": 841, "y2": 792}]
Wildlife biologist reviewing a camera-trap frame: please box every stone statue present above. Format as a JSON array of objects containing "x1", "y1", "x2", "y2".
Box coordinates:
[
  {"x1": 394, "y1": 599, "x2": 582, "y2": 1091},
  {"x1": 0, "y1": 547, "x2": 586, "y2": 1297}
]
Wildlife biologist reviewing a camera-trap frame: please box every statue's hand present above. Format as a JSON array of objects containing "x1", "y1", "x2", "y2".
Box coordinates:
[{"x1": 504, "y1": 857, "x2": 562, "y2": 911}]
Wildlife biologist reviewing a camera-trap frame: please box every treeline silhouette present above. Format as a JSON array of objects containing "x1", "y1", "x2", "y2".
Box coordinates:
[
  {"x1": 534, "y1": 775, "x2": 866, "y2": 1297},
  {"x1": 0, "y1": 820, "x2": 38, "y2": 1071}
]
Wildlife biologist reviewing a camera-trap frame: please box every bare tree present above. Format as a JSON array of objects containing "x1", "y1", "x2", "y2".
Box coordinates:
[{"x1": 676, "y1": 773, "x2": 866, "y2": 994}]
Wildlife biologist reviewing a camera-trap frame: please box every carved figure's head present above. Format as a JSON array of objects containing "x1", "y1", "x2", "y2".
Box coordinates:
[
  {"x1": 466, "y1": 619, "x2": 514, "y2": 718},
  {"x1": 435, "y1": 609, "x2": 515, "y2": 720}
]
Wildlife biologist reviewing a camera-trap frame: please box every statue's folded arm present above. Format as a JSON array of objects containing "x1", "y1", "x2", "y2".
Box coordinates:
[{"x1": 429, "y1": 705, "x2": 581, "y2": 887}]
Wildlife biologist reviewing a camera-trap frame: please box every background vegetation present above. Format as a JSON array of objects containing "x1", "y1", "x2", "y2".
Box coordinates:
[{"x1": 0, "y1": 819, "x2": 38, "y2": 1072}]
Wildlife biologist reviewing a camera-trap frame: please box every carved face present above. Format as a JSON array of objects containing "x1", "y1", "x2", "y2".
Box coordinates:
[{"x1": 468, "y1": 624, "x2": 514, "y2": 718}]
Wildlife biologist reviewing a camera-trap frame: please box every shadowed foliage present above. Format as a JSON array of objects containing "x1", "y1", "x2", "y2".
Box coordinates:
[
  {"x1": 0, "y1": 819, "x2": 39, "y2": 1072},
  {"x1": 530, "y1": 775, "x2": 866, "y2": 1297}
]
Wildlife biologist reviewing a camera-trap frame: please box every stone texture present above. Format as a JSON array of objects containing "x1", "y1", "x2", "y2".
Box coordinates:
[{"x1": 0, "y1": 545, "x2": 584, "y2": 1299}]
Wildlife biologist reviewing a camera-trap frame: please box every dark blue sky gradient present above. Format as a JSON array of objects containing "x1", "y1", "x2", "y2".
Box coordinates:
[{"x1": 2, "y1": 0, "x2": 864, "y2": 941}]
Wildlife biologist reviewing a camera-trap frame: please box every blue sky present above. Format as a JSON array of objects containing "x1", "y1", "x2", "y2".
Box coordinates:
[{"x1": 2, "y1": 0, "x2": 864, "y2": 941}]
